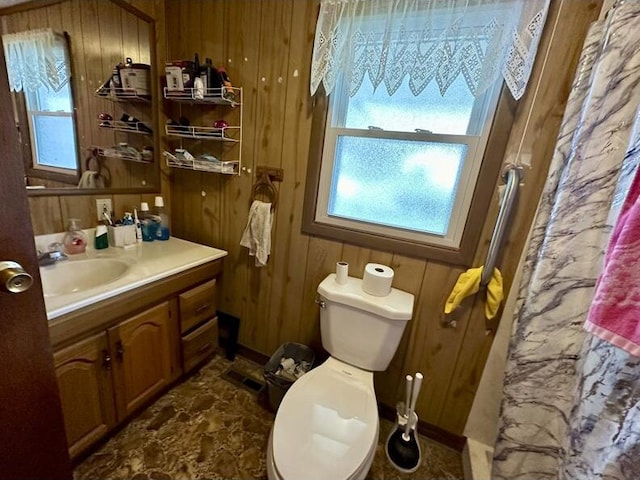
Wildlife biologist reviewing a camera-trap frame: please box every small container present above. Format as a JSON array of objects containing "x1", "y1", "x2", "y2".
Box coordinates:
[
  {"x1": 107, "y1": 225, "x2": 137, "y2": 247},
  {"x1": 119, "y1": 57, "x2": 151, "y2": 97},
  {"x1": 63, "y1": 219, "x2": 88, "y2": 255},
  {"x1": 154, "y1": 196, "x2": 170, "y2": 241},
  {"x1": 140, "y1": 202, "x2": 156, "y2": 242},
  {"x1": 134, "y1": 208, "x2": 143, "y2": 243},
  {"x1": 95, "y1": 225, "x2": 109, "y2": 250}
]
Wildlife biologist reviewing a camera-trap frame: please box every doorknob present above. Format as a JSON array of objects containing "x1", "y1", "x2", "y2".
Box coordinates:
[{"x1": 0, "y1": 261, "x2": 34, "y2": 293}]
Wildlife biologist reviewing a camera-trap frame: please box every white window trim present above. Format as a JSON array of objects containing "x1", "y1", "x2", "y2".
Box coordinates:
[
  {"x1": 314, "y1": 78, "x2": 503, "y2": 250},
  {"x1": 25, "y1": 107, "x2": 78, "y2": 175}
]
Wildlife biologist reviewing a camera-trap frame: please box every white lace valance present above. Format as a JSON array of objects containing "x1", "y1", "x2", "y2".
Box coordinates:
[
  {"x1": 311, "y1": 0, "x2": 550, "y2": 100},
  {"x1": 2, "y1": 28, "x2": 70, "y2": 93}
]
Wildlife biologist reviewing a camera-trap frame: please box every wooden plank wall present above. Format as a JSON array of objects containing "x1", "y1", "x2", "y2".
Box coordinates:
[
  {"x1": 18, "y1": 0, "x2": 601, "y2": 436},
  {"x1": 165, "y1": 0, "x2": 601, "y2": 435},
  {"x1": 1, "y1": 0, "x2": 156, "y2": 190}
]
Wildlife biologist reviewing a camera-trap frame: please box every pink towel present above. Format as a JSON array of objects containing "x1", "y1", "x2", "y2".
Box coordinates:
[{"x1": 584, "y1": 168, "x2": 640, "y2": 356}]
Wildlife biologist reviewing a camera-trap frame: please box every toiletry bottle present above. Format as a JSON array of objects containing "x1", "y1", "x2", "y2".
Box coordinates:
[
  {"x1": 154, "y1": 196, "x2": 170, "y2": 241},
  {"x1": 95, "y1": 224, "x2": 109, "y2": 250},
  {"x1": 134, "y1": 208, "x2": 143, "y2": 243},
  {"x1": 139, "y1": 202, "x2": 156, "y2": 242},
  {"x1": 63, "y1": 218, "x2": 88, "y2": 255}
]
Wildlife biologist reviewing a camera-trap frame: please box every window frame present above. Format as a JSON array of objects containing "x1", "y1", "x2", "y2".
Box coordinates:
[
  {"x1": 25, "y1": 96, "x2": 78, "y2": 175},
  {"x1": 11, "y1": 31, "x2": 80, "y2": 186},
  {"x1": 302, "y1": 84, "x2": 517, "y2": 266}
]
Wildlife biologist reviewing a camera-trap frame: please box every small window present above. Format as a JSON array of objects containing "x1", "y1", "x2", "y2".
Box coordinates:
[
  {"x1": 303, "y1": 1, "x2": 524, "y2": 265},
  {"x1": 25, "y1": 78, "x2": 78, "y2": 174},
  {"x1": 2, "y1": 29, "x2": 79, "y2": 183},
  {"x1": 316, "y1": 73, "x2": 501, "y2": 251}
]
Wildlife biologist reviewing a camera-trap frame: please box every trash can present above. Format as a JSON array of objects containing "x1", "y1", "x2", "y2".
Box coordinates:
[{"x1": 264, "y1": 342, "x2": 314, "y2": 412}]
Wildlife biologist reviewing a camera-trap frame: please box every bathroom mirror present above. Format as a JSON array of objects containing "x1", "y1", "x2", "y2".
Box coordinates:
[{"x1": 0, "y1": 0, "x2": 160, "y2": 196}]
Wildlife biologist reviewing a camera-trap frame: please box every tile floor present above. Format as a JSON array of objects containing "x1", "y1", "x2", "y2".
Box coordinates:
[{"x1": 74, "y1": 355, "x2": 464, "y2": 480}]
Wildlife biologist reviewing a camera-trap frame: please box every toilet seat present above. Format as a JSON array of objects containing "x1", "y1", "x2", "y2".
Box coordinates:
[{"x1": 272, "y1": 357, "x2": 379, "y2": 480}]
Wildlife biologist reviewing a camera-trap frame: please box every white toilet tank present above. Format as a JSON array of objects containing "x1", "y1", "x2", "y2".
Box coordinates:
[{"x1": 317, "y1": 273, "x2": 414, "y2": 371}]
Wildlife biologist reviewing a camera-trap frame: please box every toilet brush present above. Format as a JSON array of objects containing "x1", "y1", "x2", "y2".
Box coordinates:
[{"x1": 385, "y1": 372, "x2": 424, "y2": 473}]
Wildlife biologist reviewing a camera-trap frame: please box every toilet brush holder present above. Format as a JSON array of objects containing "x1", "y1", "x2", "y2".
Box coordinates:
[
  {"x1": 385, "y1": 411, "x2": 421, "y2": 473},
  {"x1": 385, "y1": 372, "x2": 424, "y2": 473}
]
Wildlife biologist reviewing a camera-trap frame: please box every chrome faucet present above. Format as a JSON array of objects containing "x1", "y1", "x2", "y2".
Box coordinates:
[{"x1": 38, "y1": 242, "x2": 67, "y2": 267}]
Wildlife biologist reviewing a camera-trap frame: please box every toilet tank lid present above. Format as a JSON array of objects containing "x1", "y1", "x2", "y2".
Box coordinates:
[{"x1": 318, "y1": 273, "x2": 414, "y2": 320}]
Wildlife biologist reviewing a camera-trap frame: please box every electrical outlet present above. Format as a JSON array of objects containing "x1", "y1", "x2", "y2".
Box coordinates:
[{"x1": 96, "y1": 198, "x2": 113, "y2": 221}]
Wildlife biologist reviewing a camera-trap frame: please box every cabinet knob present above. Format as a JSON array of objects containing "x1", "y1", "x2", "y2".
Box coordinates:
[
  {"x1": 102, "y1": 350, "x2": 112, "y2": 370},
  {"x1": 116, "y1": 340, "x2": 125, "y2": 361}
]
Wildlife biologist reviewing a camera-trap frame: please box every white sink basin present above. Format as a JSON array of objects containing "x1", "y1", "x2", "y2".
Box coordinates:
[{"x1": 40, "y1": 259, "x2": 130, "y2": 297}]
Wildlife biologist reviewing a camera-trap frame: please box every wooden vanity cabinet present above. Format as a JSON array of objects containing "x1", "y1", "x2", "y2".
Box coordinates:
[
  {"x1": 54, "y1": 302, "x2": 174, "y2": 458},
  {"x1": 50, "y1": 259, "x2": 223, "y2": 460}
]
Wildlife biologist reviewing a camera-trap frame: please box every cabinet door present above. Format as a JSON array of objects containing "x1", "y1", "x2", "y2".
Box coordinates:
[
  {"x1": 54, "y1": 332, "x2": 116, "y2": 459},
  {"x1": 109, "y1": 302, "x2": 173, "y2": 420}
]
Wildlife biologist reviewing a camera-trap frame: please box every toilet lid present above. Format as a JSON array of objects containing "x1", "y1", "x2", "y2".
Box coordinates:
[{"x1": 272, "y1": 365, "x2": 378, "y2": 480}]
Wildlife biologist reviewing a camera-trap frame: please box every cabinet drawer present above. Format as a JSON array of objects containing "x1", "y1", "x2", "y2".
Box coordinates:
[
  {"x1": 182, "y1": 317, "x2": 218, "y2": 373},
  {"x1": 179, "y1": 279, "x2": 217, "y2": 334}
]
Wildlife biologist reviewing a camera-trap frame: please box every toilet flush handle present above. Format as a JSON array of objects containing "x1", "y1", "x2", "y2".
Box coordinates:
[{"x1": 315, "y1": 295, "x2": 326, "y2": 308}]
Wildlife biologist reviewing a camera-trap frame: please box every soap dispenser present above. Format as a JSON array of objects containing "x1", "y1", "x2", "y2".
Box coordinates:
[{"x1": 63, "y1": 218, "x2": 89, "y2": 254}]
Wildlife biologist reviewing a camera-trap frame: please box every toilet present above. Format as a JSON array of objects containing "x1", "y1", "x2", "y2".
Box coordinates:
[{"x1": 267, "y1": 272, "x2": 414, "y2": 480}]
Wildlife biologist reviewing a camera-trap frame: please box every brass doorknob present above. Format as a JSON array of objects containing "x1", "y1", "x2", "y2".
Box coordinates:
[{"x1": 0, "y1": 261, "x2": 34, "y2": 294}]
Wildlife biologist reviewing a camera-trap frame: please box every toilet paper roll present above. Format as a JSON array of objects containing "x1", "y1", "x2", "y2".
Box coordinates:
[
  {"x1": 362, "y1": 263, "x2": 394, "y2": 297},
  {"x1": 335, "y1": 261, "x2": 349, "y2": 285}
]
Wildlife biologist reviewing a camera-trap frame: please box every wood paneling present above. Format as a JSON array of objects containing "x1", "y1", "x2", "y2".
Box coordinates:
[
  {"x1": 20, "y1": 0, "x2": 602, "y2": 439},
  {"x1": 165, "y1": 0, "x2": 601, "y2": 436},
  {"x1": 19, "y1": 0, "x2": 601, "y2": 439}
]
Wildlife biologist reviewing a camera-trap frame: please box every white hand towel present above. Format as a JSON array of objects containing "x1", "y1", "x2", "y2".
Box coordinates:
[{"x1": 240, "y1": 200, "x2": 273, "y2": 267}]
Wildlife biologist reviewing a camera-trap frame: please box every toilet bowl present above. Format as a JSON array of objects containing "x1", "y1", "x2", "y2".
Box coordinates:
[
  {"x1": 267, "y1": 272, "x2": 414, "y2": 480},
  {"x1": 267, "y1": 357, "x2": 379, "y2": 480}
]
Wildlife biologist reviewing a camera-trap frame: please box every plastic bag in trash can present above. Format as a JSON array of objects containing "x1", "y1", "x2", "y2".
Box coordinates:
[
  {"x1": 264, "y1": 342, "x2": 315, "y2": 388},
  {"x1": 264, "y1": 342, "x2": 315, "y2": 413}
]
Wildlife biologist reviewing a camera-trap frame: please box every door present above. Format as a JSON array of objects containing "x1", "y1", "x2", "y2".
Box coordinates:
[
  {"x1": 109, "y1": 302, "x2": 173, "y2": 419},
  {"x1": 54, "y1": 332, "x2": 116, "y2": 459},
  {"x1": 0, "y1": 46, "x2": 72, "y2": 478}
]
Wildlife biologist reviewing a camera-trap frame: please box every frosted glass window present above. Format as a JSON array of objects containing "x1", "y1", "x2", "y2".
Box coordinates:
[
  {"x1": 31, "y1": 115, "x2": 77, "y2": 170},
  {"x1": 27, "y1": 83, "x2": 73, "y2": 112},
  {"x1": 342, "y1": 76, "x2": 476, "y2": 135},
  {"x1": 312, "y1": 4, "x2": 504, "y2": 253},
  {"x1": 25, "y1": 81, "x2": 77, "y2": 172},
  {"x1": 329, "y1": 137, "x2": 467, "y2": 235}
]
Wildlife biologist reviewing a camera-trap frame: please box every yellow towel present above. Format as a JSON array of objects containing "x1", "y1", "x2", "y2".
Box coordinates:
[
  {"x1": 444, "y1": 266, "x2": 504, "y2": 320},
  {"x1": 444, "y1": 266, "x2": 483, "y2": 314},
  {"x1": 485, "y1": 268, "x2": 503, "y2": 320}
]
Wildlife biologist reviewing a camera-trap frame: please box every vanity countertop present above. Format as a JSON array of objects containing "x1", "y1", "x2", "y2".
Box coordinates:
[{"x1": 40, "y1": 237, "x2": 227, "y2": 321}]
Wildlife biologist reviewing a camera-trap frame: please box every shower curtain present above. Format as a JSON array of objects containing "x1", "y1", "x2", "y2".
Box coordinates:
[{"x1": 493, "y1": 2, "x2": 640, "y2": 479}]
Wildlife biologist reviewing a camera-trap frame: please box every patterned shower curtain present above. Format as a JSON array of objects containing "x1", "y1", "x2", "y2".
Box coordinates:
[{"x1": 493, "y1": 2, "x2": 640, "y2": 479}]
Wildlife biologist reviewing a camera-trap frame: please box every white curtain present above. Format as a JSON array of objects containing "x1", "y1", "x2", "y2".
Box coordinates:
[
  {"x1": 2, "y1": 28, "x2": 70, "y2": 93},
  {"x1": 310, "y1": 0, "x2": 550, "y2": 100}
]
